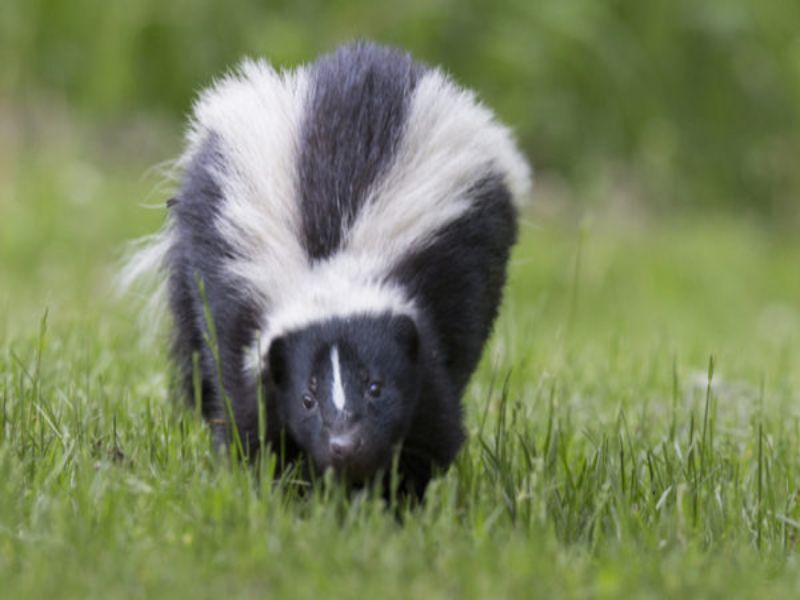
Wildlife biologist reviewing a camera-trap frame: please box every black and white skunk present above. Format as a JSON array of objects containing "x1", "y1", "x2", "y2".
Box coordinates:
[{"x1": 127, "y1": 42, "x2": 530, "y2": 496}]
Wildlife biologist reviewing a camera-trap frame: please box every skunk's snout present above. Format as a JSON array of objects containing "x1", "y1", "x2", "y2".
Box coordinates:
[{"x1": 329, "y1": 431, "x2": 363, "y2": 463}]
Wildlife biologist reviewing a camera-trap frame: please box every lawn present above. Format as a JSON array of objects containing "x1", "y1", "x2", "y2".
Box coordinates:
[{"x1": 2, "y1": 134, "x2": 800, "y2": 598}]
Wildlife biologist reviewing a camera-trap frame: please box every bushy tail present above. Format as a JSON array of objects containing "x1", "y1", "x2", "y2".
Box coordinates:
[{"x1": 115, "y1": 223, "x2": 173, "y2": 340}]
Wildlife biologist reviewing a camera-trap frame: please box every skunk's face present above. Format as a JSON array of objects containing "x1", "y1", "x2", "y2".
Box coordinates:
[{"x1": 264, "y1": 314, "x2": 421, "y2": 482}]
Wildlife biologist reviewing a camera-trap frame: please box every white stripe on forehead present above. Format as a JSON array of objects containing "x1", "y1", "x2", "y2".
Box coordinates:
[{"x1": 330, "y1": 345, "x2": 346, "y2": 411}]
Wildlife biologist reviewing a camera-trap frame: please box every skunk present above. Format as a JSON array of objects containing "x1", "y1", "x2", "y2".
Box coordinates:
[{"x1": 128, "y1": 42, "x2": 530, "y2": 496}]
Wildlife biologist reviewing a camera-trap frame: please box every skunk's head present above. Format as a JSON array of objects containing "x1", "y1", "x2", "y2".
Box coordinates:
[{"x1": 264, "y1": 313, "x2": 421, "y2": 482}]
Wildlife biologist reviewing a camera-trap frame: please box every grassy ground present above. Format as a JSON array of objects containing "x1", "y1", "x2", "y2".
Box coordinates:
[{"x1": 2, "y1": 136, "x2": 800, "y2": 598}]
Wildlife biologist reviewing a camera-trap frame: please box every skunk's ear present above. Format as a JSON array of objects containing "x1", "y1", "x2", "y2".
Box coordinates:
[
  {"x1": 392, "y1": 315, "x2": 419, "y2": 363},
  {"x1": 267, "y1": 337, "x2": 288, "y2": 390}
]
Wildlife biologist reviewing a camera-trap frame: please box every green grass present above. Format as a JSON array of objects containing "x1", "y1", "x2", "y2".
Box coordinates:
[{"x1": 2, "y1": 141, "x2": 800, "y2": 598}]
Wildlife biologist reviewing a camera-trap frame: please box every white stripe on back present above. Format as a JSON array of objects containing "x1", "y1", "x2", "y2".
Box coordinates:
[{"x1": 121, "y1": 56, "x2": 531, "y2": 372}]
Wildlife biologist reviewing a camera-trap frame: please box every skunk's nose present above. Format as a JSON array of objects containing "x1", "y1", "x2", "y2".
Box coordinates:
[{"x1": 329, "y1": 433, "x2": 362, "y2": 461}]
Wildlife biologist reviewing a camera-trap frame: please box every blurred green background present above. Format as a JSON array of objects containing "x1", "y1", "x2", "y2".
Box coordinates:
[{"x1": 2, "y1": 0, "x2": 799, "y2": 220}]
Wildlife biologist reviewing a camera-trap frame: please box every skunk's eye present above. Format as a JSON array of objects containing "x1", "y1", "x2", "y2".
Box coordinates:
[
  {"x1": 367, "y1": 382, "x2": 382, "y2": 399},
  {"x1": 302, "y1": 393, "x2": 316, "y2": 411}
]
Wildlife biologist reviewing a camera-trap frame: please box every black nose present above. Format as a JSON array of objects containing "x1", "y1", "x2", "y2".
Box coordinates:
[{"x1": 329, "y1": 433, "x2": 361, "y2": 461}]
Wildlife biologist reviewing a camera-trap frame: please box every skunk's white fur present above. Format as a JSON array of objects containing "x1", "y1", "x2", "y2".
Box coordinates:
[{"x1": 187, "y1": 60, "x2": 311, "y2": 308}]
